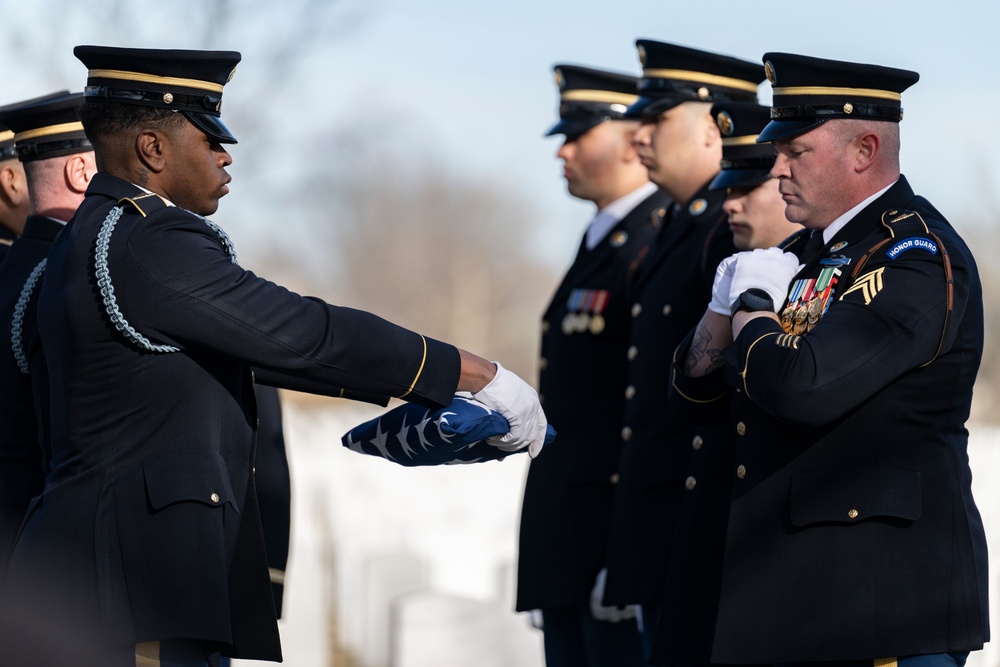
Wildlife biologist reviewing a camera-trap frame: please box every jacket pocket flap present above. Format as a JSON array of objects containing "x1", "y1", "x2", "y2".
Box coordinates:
[
  {"x1": 790, "y1": 468, "x2": 921, "y2": 527},
  {"x1": 143, "y1": 449, "x2": 237, "y2": 511}
]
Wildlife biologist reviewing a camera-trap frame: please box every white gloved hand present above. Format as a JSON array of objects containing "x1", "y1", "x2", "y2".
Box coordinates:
[
  {"x1": 589, "y1": 568, "x2": 639, "y2": 623},
  {"x1": 472, "y1": 362, "x2": 547, "y2": 458},
  {"x1": 708, "y1": 254, "x2": 739, "y2": 316},
  {"x1": 728, "y1": 247, "x2": 800, "y2": 312}
]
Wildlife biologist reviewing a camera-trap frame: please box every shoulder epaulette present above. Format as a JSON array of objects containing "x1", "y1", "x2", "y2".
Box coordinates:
[
  {"x1": 117, "y1": 192, "x2": 169, "y2": 218},
  {"x1": 779, "y1": 227, "x2": 810, "y2": 250}
]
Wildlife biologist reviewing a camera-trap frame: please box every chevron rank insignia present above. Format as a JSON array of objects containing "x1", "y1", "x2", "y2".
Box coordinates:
[
  {"x1": 342, "y1": 394, "x2": 556, "y2": 466},
  {"x1": 839, "y1": 267, "x2": 885, "y2": 305}
]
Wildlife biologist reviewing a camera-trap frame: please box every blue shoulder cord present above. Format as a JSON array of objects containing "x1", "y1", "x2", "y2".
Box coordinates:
[
  {"x1": 93, "y1": 204, "x2": 239, "y2": 353},
  {"x1": 10, "y1": 258, "x2": 47, "y2": 374}
]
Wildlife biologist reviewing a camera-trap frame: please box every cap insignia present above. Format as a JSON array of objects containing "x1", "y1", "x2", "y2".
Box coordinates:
[
  {"x1": 637, "y1": 45, "x2": 647, "y2": 67},
  {"x1": 689, "y1": 198, "x2": 708, "y2": 216},
  {"x1": 843, "y1": 102, "x2": 854, "y2": 115},
  {"x1": 610, "y1": 230, "x2": 628, "y2": 248},
  {"x1": 764, "y1": 61, "x2": 775, "y2": 85},
  {"x1": 162, "y1": 92, "x2": 174, "y2": 105},
  {"x1": 697, "y1": 86, "x2": 710, "y2": 100},
  {"x1": 717, "y1": 111, "x2": 734, "y2": 136}
]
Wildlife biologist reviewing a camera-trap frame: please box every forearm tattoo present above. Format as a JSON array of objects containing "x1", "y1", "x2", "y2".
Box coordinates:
[{"x1": 685, "y1": 322, "x2": 726, "y2": 376}]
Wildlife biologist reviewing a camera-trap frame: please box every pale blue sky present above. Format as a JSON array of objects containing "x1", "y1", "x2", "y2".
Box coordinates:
[{"x1": 3, "y1": 0, "x2": 998, "y2": 263}]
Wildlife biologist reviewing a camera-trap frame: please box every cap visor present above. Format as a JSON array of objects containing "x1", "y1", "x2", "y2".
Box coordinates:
[
  {"x1": 710, "y1": 168, "x2": 772, "y2": 191},
  {"x1": 185, "y1": 111, "x2": 237, "y2": 144},
  {"x1": 544, "y1": 117, "x2": 603, "y2": 138},
  {"x1": 625, "y1": 95, "x2": 683, "y2": 119},
  {"x1": 756, "y1": 118, "x2": 827, "y2": 143}
]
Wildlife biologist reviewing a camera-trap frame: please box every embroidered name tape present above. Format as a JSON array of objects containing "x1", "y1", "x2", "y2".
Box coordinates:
[{"x1": 886, "y1": 236, "x2": 938, "y2": 260}]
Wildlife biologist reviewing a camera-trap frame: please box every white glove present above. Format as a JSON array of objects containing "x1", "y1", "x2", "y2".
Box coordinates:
[
  {"x1": 589, "y1": 568, "x2": 639, "y2": 623},
  {"x1": 472, "y1": 362, "x2": 547, "y2": 458},
  {"x1": 708, "y1": 254, "x2": 739, "y2": 315},
  {"x1": 728, "y1": 248, "x2": 800, "y2": 313}
]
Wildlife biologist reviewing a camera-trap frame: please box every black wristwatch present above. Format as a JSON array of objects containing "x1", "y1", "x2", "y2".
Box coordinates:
[{"x1": 730, "y1": 288, "x2": 775, "y2": 321}]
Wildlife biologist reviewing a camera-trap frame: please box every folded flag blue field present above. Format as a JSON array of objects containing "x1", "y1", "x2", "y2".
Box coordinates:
[{"x1": 342, "y1": 394, "x2": 556, "y2": 466}]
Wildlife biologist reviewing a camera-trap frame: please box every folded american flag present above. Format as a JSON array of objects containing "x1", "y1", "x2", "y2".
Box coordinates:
[{"x1": 342, "y1": 394, "x2": 556, "y2": 466}]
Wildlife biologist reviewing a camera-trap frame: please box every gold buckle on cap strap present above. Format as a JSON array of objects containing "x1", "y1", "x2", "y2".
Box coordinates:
[
  {"x1": 88, "y1": 68, "x2": 225, "y2": 93},
  {"x1": 560, "y1": 90, "x2": 639, "y2": 105},
  {"x1": 642, "y1": 69, "x2": 759, "y2": 93},
  {"x1": 772, "y1": 85, "x2": 901, "y2": 101},
  {"x1": 14, "y1": 121, "x2": 86, "y2": 142}
]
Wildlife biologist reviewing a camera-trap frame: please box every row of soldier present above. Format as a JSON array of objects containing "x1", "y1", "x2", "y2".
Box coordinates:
[
  {"x1": 0, "y1": 37, "x2": 988, "y2": 667},
  {"x1": 518, "y1": 40, "x2": 987, "y2": 667}
]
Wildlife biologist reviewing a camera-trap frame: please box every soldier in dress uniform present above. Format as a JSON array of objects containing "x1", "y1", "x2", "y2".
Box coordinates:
[
  {"x1": 0, "y1": 123, "x2": 31, "y2": 261},
  {"x1": 651, "y1": 100, "x2": 800, "y2": 665},
  {"x1": 515, "y1": 63, "x2": 666, "y2": 667},
  {"x1": 599, "y1": 40, "x2": 761, "y2": 655},
  {"x1": 0, "y1": 46, "x2": 547, "y2": 667},
  {"x1": 0, "y1": 91, "x2": 96, "y2": 594},
  {"x1": 676, "y1": 53, "x2": 987, "y2": 667}
]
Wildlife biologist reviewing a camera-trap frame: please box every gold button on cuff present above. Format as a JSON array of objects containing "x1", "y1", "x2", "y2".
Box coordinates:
[
  {"x1": 621, "y1": 426, "x2": 633, "y2": 442},
  {"x1": 662, "y1": 304, "x2": 672, "y2": 316},
  {"x1": 631, "y1": 303, "x2": 643, "y2": 318},
  {"x1": 685, "y1": 476, "x2": 697, "y2": 491},
  {"x1": 210, "y1": 492, "x2": 220, "y2": 504},
  {"x1": 625, "y1": 385, "x2": 636, "y2": 400},
  {"x1": 848, "y1": 508, "x2": 859, "y2": 519},
  {"x1": 610, "y1": 473, "x2": 620, "y2": 485},
  {"x1": 627, "y1": 345, "x2": 638, "y2": 361},
  {"x1": 736, "y1": 421, "x2": 746, "y2": 436},
  {"x1": 736, "y1": 465, "x2": 746, "y2": 479},
  {"x1": 692, "y1": 435, "x2": 703, "y2": 450}
]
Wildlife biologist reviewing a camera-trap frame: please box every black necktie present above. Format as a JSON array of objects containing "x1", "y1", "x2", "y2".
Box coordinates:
[{"x1": 798, "y1": 231, "x2": 826, "y2": 265}]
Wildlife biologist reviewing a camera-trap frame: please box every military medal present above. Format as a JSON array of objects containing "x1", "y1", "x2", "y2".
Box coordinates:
[
  {"x1": 779, "y1": 268, "x2": 842, "y2": 335},
  {"x1": 564, "y1": 288, "x2": 610, "y2": 335}
]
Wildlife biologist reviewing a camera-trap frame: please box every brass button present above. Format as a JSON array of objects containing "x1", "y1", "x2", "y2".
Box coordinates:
[
  {"x1": 692, "y1": 435, "x2": 703, "y2": 450},
  {"x1": 631, "y1": 303, "x2": 643, "y2": 318},
  {"x1": 627, "y1": 345, "x2": 638, "y2": 361},
  {"x1": 736, "y1": 421, "x2": 746, "y2": 436},
  {"x1": 685, "y1": 476, "x2": 697, "y2": 491},
  {"x1": 210, "y1": 492, "x2": 220, "y2": 504},
  {"x1": 662, "y1": 304, "x2": 672, "y2": 316},
  {"x1": 621, "y1": 426, "x2": 633, "y2": 442},
  {"x1": 539, "y1": 356, "x2": 548, "y2": 371},
  {"x1": 736, "y1": 465, "x2": 746, "y2": 479},
  {"x1": 610, "y1": 473, "x2": 620, "y2": 485},
  {"x1": 625, "y1": 385, "x2": 636, "y2": 400},
  {"x1": 848, "y1": 508, "x2": 859, "y2": 519},
  {"x1": 542, "y1": 320, "x2": 550, "y2": 334}
]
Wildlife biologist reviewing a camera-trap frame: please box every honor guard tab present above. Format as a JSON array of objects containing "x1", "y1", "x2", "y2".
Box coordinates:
[
  {"x1": 74, "y1": 45, "x2": 242, "y2": 144},
  {"x1": 627, "y1": 40, "x2": 763, "y2": 119},
  {"x1": 709, "y1": 101, "x2": 776, "y2": 191},
  {"x1": 0, "y1": 91, "x2": 92, "y2": 162},
  {"x1": 545, "y1": 64, "x2": 640, "y2": 139},
  {"x1": 758, "y1": 52, "x2": 919, "y2": 143}
]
